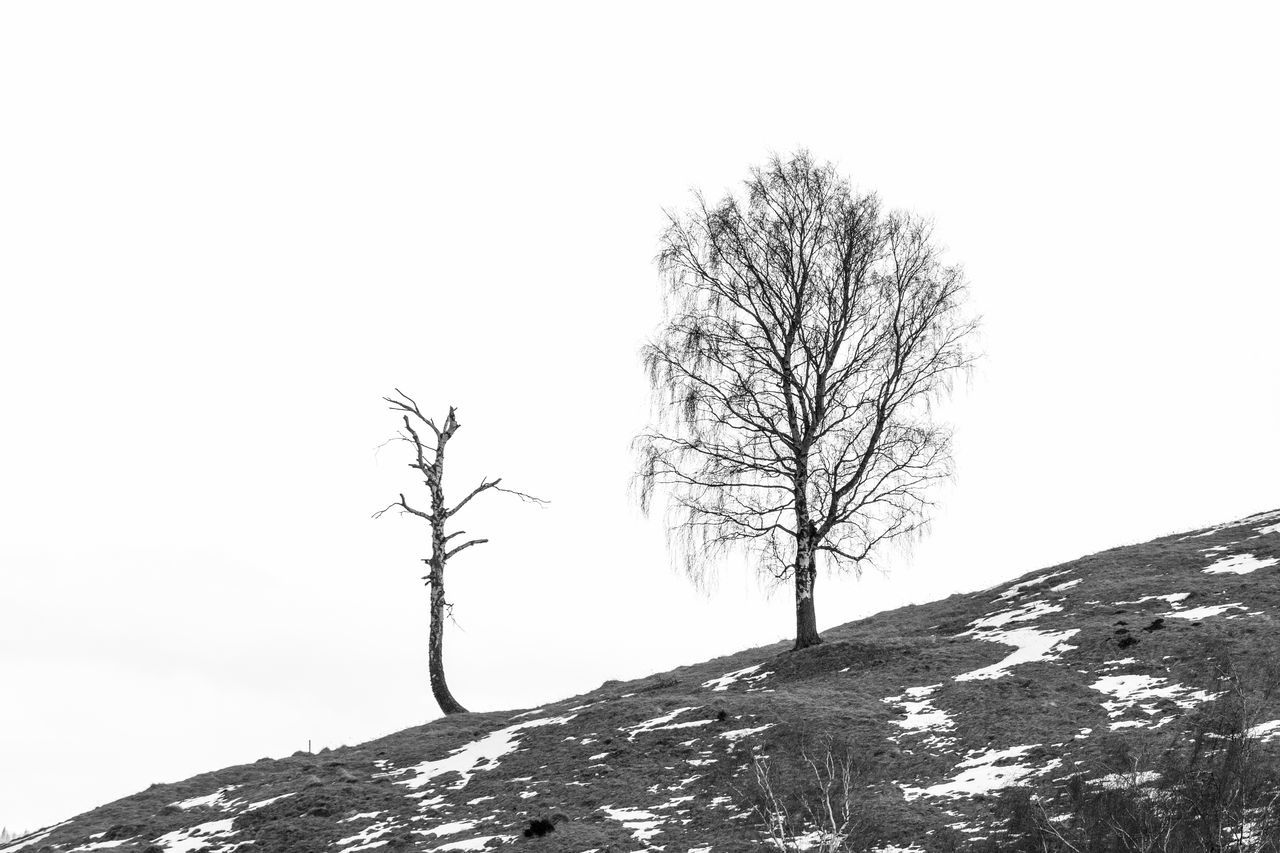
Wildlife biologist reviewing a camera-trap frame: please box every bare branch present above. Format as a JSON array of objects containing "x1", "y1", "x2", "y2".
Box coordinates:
[
  {"x1": 490, "y1": 484, "x2": 548, "y2": 505},
  {"x1": 445, "y1": 538, "x2": 489, "y2": 561}
]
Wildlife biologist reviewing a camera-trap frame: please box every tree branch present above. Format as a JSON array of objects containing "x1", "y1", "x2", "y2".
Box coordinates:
[{"x1": 445, "y1": 538, "x2": 489, "y2": 561}]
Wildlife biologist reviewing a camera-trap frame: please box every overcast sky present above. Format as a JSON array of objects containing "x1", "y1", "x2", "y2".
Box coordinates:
[{"x1": 2, "y1": 1, "x2": 1278, "y2": 833}]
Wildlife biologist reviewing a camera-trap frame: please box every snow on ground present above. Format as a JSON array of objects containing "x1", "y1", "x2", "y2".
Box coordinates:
[
  {"x1": 1259, "y1": 521, "x2": 1280, "y2": 536},
  {"x1": 884, "y1": 684, "x2": 955, "y2": 746},
  {"x1": 431, "y1": 835, "x2": 517, "y2": 852},
  {"x1": 1120, "y1": 593, "x2": 1190, "y2": 608},
  {"x1": 1203, "y1": 553, "x2": 1279, "y2": 575},
  {"x1": 1098, "y1": 770, "x2": 1161, "y2": 789},
  {"x1": 902, "y1": 745, "x2": 1053, "y2": 800},
  {"x1": 1050, "y1": 578, "x2": 1082, "y2": 593},
  {"x1": 701, "y1": 663, "x2": 772, "y2": 692},
  {"x1": 994, "y1": 570, "x2": 1073, "y2": 600},
  {"x1": 1248, "y1": 720, "x2": 1280, "y2": 742},
  {"x1": 956, "y1": 626, "x2": 1080, "y2": 681},
  {"x1": 392, "y1": 714, "x2": 576, "y2": 790},
  {"x1": 786, "y1": 829, "x2": 834, "y2": 850},
  {"x1": 66, "y1": 840, "x2": 131, "y2": 852},
  {"x1": 1162, "y1": 603, "x2": 1246, "y2": 620},
  {"x1": 1101, "y1": 659, "x2": 1138, "y2": 670},
  {"x1": 1090, "y1": 673, "x2": 1217, "y2": 729},
  {"x1": 170, "y1": 786, "x2": 239, "y2": 811},
  {"x1": 337, "y1": 817, "x2": 400, "y2": 853},
  {"x1": 599, "y1": 806, "x2": 664, "y2": 841},
  {"x1": 419, "y1": 820, "x2": 479, "y2": 837},
  {"x1": 624, "y1": 707, "x2": 712, "y2": 739},
  {"x1": 151, "y1": 819, "x2": 239, "y2": 853},
  {"x1": 164, "y1": 786, "x2": 289, "y2": 822},
  {"x1": 718, "y1": 723, "x2": 774, "y2": 743},
  {"x1": 971, "y1": 600, "x2": 1062, "y2": 630},
  {"x1": 243, "y1": 793, "x2": 295, "y2": 812},
  {"x1": 958, "y1": 591, "x2": 1081, "y2": 681}
]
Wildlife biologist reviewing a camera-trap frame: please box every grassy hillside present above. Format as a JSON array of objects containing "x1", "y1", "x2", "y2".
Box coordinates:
[{"x1": 5, "y1": 509, "x2": 1280, "y2": 853}]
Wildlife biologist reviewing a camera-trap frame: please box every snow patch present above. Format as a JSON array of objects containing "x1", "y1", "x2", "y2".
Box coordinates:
[
  {"x1": 903, "y1": 745, "x2": 1053, "y2": 800},
  {"x1": 244, "y1": 793, "x2": 295, "y2": 812},
  {"x1": 1090, "y1": 674, "x2": 1216, "y2": 729},
  {"x1": 599, "y1": 806, "x2": 664, "y2": 841},
  {"x1": 1204, "y1": 553, "x2": 1279, "y2": 575},
  {"x1": 337, "y1": 818, "x2": 399, "y2": 852},
  {"x1": 151, "y1": 819, "x2": 239, "y2": 853},
  {"x1": 970, "y1": 600, "x2": 1063, "y2": 630},
  {"x1": 994, "y1": 570, "x2": 1073, "y2": 601},
  {"x1": 1162, "y1": 603, "x2": 1246, "y2": 620},
  {"x1": 718, "y1": 724, "x2": 775, "y2": 743},
  {"x1": 432, "y1": 835, "x2": 517, "y2": 852},
  {"x1": 393, "y1": 714, "x2": 576, "y2": 790},
  {"x1": 1098, "y1": 770, "x2": 1161, "y2": 790},
  {"x1": 624, "y1": 707, "x2": 711, "y2": 739},
  {"x1": 1120, "y1": 593, "x2": 1190, "y2": 608},
  {"x1": 67, "y1": 840, "x2": 131, "y2": 853},
  {"x1": 170, "y1": 786, "x2": 239, "y2": 811},
  {"x1": 956, "y1": 627, "x2": 1079, "y2": 681},
  {"x1": 701, "y1": 664, "x2": 771, "y2": 692},
  {"x1": 1248, "y1": 720, "x2": 1280, "y2": 742},
  {"x1": 884, "y1": 684, "x2": 954, "y2": 746},
  {"x1": 420, "y1": 820, "x2": 478, "y2": 837}
]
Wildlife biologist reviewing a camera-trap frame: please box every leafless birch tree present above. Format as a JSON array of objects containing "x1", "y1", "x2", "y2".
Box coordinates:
[
  {"x1": 635, "y1": 151, "x2": 978, "y2": 650},
  {"x1": 376, "y1": 390, "x2": 544, "y2": 715}
]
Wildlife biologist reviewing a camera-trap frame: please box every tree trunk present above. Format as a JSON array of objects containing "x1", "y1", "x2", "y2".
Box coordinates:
[
  {"x1": 427, "y1": 558, "x2": 467, "y2": 715},
  {"x1": 794, "y1": 535, "x2": 822, "y2": 650}
]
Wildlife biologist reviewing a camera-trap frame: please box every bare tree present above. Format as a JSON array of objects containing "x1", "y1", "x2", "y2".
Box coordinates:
[
  {"x1": 635, "y1": 150, "x2": 978, "y2": 649},
  {"x1": 375, "y1": 390, "x2": 544, "y2": 715}
]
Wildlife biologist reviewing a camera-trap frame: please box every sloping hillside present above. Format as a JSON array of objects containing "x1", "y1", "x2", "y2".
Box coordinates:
[{"x1": 6, "y1": 510, "x2": 1280, "y2": 853}]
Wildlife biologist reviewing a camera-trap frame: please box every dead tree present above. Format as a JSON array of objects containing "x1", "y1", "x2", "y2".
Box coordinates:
[
  {"x1": 375, "y1": 390, "x2": 544, "y2": 715},
  {"x1": 635, "y1": 151, "x2": 978, "y2": 650}
]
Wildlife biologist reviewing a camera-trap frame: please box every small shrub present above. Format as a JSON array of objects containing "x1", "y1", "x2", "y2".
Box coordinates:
[{"x1": 742, "y1": 734, "x2": 884, "y2": 852}]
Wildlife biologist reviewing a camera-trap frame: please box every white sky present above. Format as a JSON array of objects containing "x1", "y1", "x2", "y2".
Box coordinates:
[{"x1": 2, "y1": 1, "x2": 1278, "y2": 833}]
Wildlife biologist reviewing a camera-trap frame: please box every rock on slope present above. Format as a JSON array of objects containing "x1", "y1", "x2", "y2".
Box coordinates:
[{"x1": 5, "y1": 509, "x2": 1280, "y2": 853}]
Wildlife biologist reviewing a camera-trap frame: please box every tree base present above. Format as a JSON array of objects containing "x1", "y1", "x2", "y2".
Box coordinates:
[{"x1": 792, "y1": 633, "x2": 824, "y2": 651}]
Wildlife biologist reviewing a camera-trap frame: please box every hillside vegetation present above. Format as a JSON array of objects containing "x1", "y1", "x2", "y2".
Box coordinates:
[{"x1": 5, "y1": 510, "x2": 1280, "y2": 853}]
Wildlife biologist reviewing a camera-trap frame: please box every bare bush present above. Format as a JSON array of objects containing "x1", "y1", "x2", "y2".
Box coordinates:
[{"x1": 745, "y1": 737, "x2": 881, "y2": 852}]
